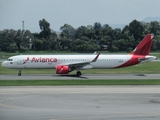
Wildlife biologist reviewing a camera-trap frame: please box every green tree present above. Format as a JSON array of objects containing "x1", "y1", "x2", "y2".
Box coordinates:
[
  {"x1": 59, "y1": 38, "x2": 71, "y2": 50},
  {"x1": 94, "y1": 22, "x2": 102, "y2": 37},
  {"x1": 128, "y1": 20, "x2": 144, "y2": 41},
  {"x1": 75, "y1": 26, "x2": 88, "y2": 39},
  {"x1": 39, "y1": 19, "x2": 51, "y2": 39},
  {"x1": 102, "y1": 24, "x2": 113, "y2": 50},
  {"x1": 149, "y1": 21, "x2": 160, "y2": 35},
  {"x1": 152, "y1": 35, "x2": 160, "y2": 50},
  {"x1": 38, "y1": 19, "x2": 52, "y2": 50},
  {"x1": 15, "y1": 29, "x2": 32, "y2": 51},
  {"x1": 33, "y1": 38, "x2": 44, "y2": 50},
  {"x1": 0, "y1": 29, "x2": 17, "y2": 51},
  {"x1": 60, "y1": 24, "x2": 76, "y2": 50},
  {"x1": 49, "y1": 31, "x2": 59, "y2": 50},
  {"x1": 70, "y1": 39, "x2": 99, "y2": 51},
  {"x1": 86, "y1": 25, "x2": 95, "y2": 39},
  {"x1": 102, "y1": 24, "x2": 112, "y2": 36},
  {"x1": 111, "y1": 28, "x2": 121, "y2": 40},
  {"x1": 60, "y1": 24, "x2": 75, "y2": 39}
]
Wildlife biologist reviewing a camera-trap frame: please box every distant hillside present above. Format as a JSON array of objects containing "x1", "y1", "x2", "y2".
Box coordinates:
[
  {"x1": 142, "y1": 17, "x2": 160, "y2": 22},
  {"x1": 109, "y1": 17, "x2": 160, "y2": 29}
]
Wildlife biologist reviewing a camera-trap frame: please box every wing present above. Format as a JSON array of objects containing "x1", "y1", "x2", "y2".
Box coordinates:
[{"x1": 58, "y1": 53, "x2": 100, "y2": 70}]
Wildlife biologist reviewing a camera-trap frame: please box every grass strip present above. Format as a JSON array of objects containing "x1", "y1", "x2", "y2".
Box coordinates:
[{"x1": 0, "y1": 80, "x2": 160, "y2": 86}]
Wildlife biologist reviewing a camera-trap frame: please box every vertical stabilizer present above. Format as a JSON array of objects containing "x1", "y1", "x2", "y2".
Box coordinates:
[{"x1": 131, "y1": 34, "x2": 154, "y2": 55}]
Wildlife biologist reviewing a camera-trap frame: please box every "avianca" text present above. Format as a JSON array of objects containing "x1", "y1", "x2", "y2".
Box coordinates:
[{"x1": 24, "y1": 57, "x2": 57, "y2": 63}]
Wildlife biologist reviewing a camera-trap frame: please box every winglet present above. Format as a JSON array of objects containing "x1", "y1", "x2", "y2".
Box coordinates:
[
  {"x1": 130, "y1": 34, "x2": 154, "y2": 55},
  {"x1": 92, "y1": 53, "x2": 100, "y2": 62}
]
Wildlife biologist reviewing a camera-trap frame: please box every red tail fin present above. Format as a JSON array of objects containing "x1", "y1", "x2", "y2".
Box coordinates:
[{"x1": 130, "y1": 34, "x2": 154, "y2": 55}]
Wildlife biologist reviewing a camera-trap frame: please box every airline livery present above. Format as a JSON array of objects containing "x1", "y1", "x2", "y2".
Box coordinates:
[{"x1": 2, "y1": 34, "x2": 157, "y2": 76}]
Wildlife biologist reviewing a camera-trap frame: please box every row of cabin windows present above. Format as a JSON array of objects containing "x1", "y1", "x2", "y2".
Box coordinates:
[
  {"x1": 58, "y1": 59, "x2": 123, "y2": 61},
  {"x1": 7, "y1": 59, "x2": 123, "y2": 62}
]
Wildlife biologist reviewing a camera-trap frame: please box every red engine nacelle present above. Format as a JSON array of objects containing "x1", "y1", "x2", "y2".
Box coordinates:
[{"x1": 56, "y1": 65, "x2": 69, "y2": 74}]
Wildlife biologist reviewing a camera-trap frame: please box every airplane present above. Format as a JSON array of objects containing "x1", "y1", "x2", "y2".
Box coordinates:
[{"x1": 1, "y1": 34, "x2": 157, "y2": 77}]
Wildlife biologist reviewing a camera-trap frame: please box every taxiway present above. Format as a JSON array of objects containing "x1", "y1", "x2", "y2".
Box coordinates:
[
  {"x1": 0, "y1": 86, "x2": 160, "y2": 120},
  {"x1": 0, "y1": 74, "x2": 160, "y2": 80}
]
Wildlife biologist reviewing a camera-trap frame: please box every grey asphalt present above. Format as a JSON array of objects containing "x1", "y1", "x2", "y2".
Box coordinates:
[
  {"x1": 0, "y1": 73, "x2": 160, "y2": 80},
  {"x1": 0, "y1": 86, "x2": 160, "y2": 120}
]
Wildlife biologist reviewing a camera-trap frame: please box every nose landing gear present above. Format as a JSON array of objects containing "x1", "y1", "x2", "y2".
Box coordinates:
[{"x1": 18, "y1": 69, "x2": 22, "y2": 76}]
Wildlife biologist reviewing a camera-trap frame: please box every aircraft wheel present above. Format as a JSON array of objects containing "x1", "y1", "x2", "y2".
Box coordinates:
[
  {"x1": 18, "y1": 69, "x2": 22, "y2": 76},
  {"x1": 77, "y1": 71, "x2": 81, "y2": 77},
  {"x1": 18, "y1": 73, "x2": 21, "y2": 76}
]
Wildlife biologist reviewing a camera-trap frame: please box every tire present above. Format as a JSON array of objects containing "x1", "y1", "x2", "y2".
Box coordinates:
[
  {"x1": 77, "y1": 71, "x2": 81, "y2": 77},
  {"x1": 18, "y1": 73, "x2": 21, "y2": 76}
]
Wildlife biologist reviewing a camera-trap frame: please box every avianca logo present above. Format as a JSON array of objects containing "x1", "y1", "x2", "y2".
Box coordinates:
[
  {"x1": 57, "y1": 67, "x2": 64, "y2": 74},
  {"x1": 23, "y1": 57, "x2": 57, "y2": 64},
  {"x1": 23, "y1": 57, "x2": 30, "y2": 64}
]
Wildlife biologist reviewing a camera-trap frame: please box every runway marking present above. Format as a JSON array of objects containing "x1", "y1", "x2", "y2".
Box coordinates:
[{"x1": 0, "y1": 95, "x2": 39, "y2": 109}]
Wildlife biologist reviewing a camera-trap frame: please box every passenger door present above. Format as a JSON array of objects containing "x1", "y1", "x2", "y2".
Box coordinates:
[{"x1": 17, "y1": 57, "x2": 26, "y2": 68}]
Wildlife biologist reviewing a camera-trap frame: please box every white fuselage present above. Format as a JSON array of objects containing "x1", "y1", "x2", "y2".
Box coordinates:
[{"x1": 1, "y1": 54, "x2": 156, "y2": 69}]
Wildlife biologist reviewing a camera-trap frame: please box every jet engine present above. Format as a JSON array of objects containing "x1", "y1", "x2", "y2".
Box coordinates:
[{"x1": 56, "y1": 65, "x2": 69, "y2": 74}]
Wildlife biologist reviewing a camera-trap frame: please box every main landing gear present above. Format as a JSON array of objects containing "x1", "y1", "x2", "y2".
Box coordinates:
[
  {"x1": 18, "y1": 69, "x2": 22, "y2": 76},
  {"x1": 77, "y1": 70, "x2": 81, "y2": 77}
]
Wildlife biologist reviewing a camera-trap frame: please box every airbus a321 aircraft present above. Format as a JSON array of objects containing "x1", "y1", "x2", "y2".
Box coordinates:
[{"x1": 2, "y1": 34, "x2": 157, "y2": 76}]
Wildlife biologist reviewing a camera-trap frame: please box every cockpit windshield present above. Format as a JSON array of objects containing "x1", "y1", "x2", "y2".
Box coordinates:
[{"x1": 8, "y1": 59, "x2": 13, "y2": 61}]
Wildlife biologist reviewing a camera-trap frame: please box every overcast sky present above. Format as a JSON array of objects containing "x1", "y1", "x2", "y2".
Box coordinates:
[{"x1": 0, "y1": 0, "x2": 160, "y2": 32}]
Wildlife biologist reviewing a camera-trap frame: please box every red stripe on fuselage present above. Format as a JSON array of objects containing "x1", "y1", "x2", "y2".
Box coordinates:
[{"x1": 116, "y1": 55, "x2": 145, "y2": 68}]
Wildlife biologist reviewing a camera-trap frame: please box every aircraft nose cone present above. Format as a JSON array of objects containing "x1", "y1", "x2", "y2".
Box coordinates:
[
  {"x1": 2, "y1": 61, "x2": 8, "y2": 67},
  {"x1": 2, "y1": 62, "x2": 5, "y2": 67}
]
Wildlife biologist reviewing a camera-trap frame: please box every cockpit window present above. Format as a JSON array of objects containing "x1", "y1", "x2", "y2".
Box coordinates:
[{"x1": 8, "y1": 59, "x2": 13, "y2": 61}]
